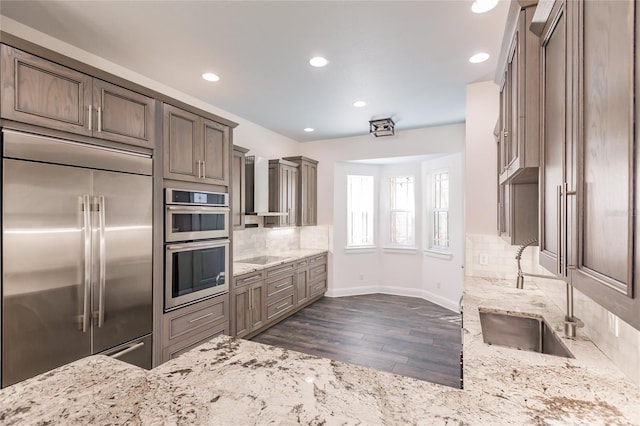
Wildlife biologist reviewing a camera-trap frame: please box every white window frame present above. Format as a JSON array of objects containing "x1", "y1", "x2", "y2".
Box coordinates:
[
  {"x1": 386, "y1": 175, "x2": 416, "y2": 248},
  {"x1": 346, "y1": 174, "x2": 375, "y2": 248},
  {"x1": 429, "y1": 170, "x2": 450, "y2": 253}
]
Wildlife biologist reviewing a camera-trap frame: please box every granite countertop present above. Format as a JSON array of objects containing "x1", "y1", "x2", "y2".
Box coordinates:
[
  {"x1": 233, "y1": 249, "x2": 328, "y2": 276},
  {"x1": 1, "y1": 276, "x2": 638, "y2": 425}
]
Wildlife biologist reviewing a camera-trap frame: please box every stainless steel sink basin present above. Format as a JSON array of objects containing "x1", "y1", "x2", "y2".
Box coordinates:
[{"x1": 479, "y1": 309, "x2": 574, "y2": 358}]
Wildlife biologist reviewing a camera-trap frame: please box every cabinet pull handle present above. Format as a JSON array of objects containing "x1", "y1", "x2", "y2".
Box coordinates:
[
  {"x1": 276, "y1": 281, "x2": 289, "y2": 289},
  {"x1": 249, "y1": 290, "x2": 253, "y2": 310},
  {"x1": 556, "y1": 185, "x2": 563, "y2": 275},
  {"x1": 88, "y1": 105, "x2": 93, "y2": 131},
  {"x1": 202, "y1": 161, "x2": 206, "y2": 179},
  {"x1": 242, "y1": 275, "x2": 263, "y2": 284},
  {"x1": 189, "y1": 312, "x2": 214, "y2": 323},
  {"x1": 97, "y1": 107, "x2": 102, "y2": 132},
  {"x1": 276, "y1": 302, "x2": 289, "y2": 311}
]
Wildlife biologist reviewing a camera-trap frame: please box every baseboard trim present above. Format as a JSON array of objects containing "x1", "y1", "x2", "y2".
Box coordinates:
[{"x1": 325, "y1": 286, "x2": 459, "y2": 313}]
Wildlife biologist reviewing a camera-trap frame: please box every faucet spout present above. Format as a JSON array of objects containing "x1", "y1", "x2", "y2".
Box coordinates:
[{"x1": 514, "y1": 238, "x2": 583, "y2": 338}]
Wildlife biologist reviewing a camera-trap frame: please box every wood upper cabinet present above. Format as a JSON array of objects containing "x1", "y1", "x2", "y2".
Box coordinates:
[
  {"x1": 1, "y1": 45, "x2": 155, "y2": 148},
  {"x1": 283, "y1": 156, "x2": 318, "y2": 226},
  {"x1": 232, "y1": 145, "x2": 250, "y2": 230},
  {"x1": 163, "y1": 103, "x2": 230, "y2": 186},
  {"x1": 264, "y1": 159, "x2": 298, "y2": 227},
  {"x1": 495, "y1": 2, "x2": 540, "y2": 245},
  {"x1": 535, "y1": 0, "x2": 640, "y2": 330},
  {"x1": 497, "y1": 4, "x2": 541, "y2": 184}
]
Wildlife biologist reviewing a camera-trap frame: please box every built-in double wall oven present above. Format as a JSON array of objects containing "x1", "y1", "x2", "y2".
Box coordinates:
[{"x1": 165, "y1": 188, "x2": 230, "y2": 311}]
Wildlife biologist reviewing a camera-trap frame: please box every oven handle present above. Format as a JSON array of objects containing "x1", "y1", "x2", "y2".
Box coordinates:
[
  {"x1": 166, "y1": 240, "x2": 231, "y2": 251},
  {"x1": 166, "y1": 206, "x2": 230, "y2": 213}
]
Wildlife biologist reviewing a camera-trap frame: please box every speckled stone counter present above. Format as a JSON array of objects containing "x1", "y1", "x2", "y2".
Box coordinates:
[
  {"x1": 0, "y1": 276, "x2": 638, "y2": 425},
  {"x1": 233, "y1": 249, "x2": 328, "y2": 276}
]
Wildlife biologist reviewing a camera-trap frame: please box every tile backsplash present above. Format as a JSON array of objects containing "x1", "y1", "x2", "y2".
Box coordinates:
[
  {"x1": 233, "y1": 224, "x2": 329, "y2": 259},
  {"x1": 465, "y1": 233, "x2": 640, "y2": 387}
]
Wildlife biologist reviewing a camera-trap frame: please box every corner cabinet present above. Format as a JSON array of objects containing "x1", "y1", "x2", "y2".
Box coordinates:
[
  {"x1": 495, "y1": 1, "x2": 540, "y2": 245},
  {"x1": 264, "y1": 159, "x2": 298, "y2": 227},
  {"x1": 0, "y1": 45, "x2": 156, "y2": 148},
  {"x1": 163, "y1": 103, "x2": 230, "y2": 186},
  {"x1": 232, "y1": 145, "x2": 250, "y2": 230},
  {"x1": 535, "y1": 0, "x2": 640, "y2": 330},
  {"x1": 283, "y1": 156, "x2": 318, "y2": 226}
]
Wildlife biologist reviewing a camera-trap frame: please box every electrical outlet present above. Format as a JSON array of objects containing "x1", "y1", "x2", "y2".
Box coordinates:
[
  {"x1": 359, "y1": 274, "x2": 364, "y2": 281},
  {"x1": 436, "y1": 282, "x2": 441, "y2": 289},
  {"x1": 479, "y1": 253, "x2": 489, "y2": 265}
]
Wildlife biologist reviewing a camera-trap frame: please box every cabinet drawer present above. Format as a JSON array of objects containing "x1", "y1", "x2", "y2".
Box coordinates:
[
  {"x1": 234, "y1": 270, "x2": 264, "y2": 287},
  {"x1": 309, "y1": 253, "x2": 327, "y2": 265},
  {"x1": 163, "y1": 294, "x2": 228, "y2": 343},
  {"x1": 266, "y1": 293, "x2": 295, "y2": 320},
  {"x1": 309, "y1": 263, "x2": 327, "y2": 281},
  {"x1": 266, "y1": 274, "x2": 294, "y2": 298},
  {"x1": 310, "y1": 278, "x2": 327, "y2": 298},
  {"x1": 266, "y1": 261, "x2": 295, "y2": 278},
  {"x1": 162, "y1": 322, "x2": 228, "y2": 362}
]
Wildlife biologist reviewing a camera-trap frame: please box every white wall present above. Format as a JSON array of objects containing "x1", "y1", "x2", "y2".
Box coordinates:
[{"x1": 465, "y1": 81, "x2": 499, "y2": 235}]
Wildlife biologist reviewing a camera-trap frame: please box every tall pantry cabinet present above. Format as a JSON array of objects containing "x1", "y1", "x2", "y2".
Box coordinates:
[{"x1": 533, "y1": 0, "x2": 640, "y2": 330}]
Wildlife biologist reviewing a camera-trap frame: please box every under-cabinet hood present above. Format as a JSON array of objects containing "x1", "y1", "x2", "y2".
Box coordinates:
[{"x1": 245, "y1": 156, "x2": 287, "y2": 216}]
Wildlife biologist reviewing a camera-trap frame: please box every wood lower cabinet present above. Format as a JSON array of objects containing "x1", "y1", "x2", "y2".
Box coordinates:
[
  {"x1": 0, "y1": 44, "x2": 155, "y2": 148},
  {"x1": 265, "y1": 159, "x2": 298, "y2": 227},
  {"x1": 535, "y1": 0, "x2": 640, "y2": 330},
  {"x1": 232, "y1": 270, "x2": 266, "y2": 338},
  {"x1": 283, "y1": 156, "x2": 318, "y2": 226},
  {"x1": 163, "y1": 103, "x2": 230, "y2": 186},
  {"x1": 232, "y1": 145, "x2": 250, "y2": 230},
  {"x1": 161, "y1": 293, "x2": 229, "y2": 362},
  {"x1": 231, "y1": 252, "x2": 328, "y2": 338}
]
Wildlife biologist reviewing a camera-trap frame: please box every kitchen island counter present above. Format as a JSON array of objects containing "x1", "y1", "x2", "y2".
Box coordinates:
[{"x1": 0, "y1": 276, "x2": 637, "y2": 425}]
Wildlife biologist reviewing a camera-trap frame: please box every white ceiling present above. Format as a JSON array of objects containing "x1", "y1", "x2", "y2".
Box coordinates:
[{"x1": 0, "y1": 1, "x2": 509, "y2": 142}]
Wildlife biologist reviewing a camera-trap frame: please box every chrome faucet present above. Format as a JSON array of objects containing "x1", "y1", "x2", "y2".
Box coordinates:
[{"x1": 515, "y1": 238, "x2": 583, "y2": 338}]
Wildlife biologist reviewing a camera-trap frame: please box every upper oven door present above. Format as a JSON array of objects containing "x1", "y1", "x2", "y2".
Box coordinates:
[{"x1": 165, "y1": 205, "x2": 229, "y2": 242}]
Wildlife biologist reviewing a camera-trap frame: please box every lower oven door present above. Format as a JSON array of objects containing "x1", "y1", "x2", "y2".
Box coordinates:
[{"x1": 165, "y1": 239, "x2": 229, "y2": 311}]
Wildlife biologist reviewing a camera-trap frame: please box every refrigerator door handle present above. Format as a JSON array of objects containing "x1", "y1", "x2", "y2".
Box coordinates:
[
  {"x1": 82, "y1": 195, "x2": 92, "y2": 333},
  {"x1": 97, "y1": 195, "x2": 106, "y2": 328}
]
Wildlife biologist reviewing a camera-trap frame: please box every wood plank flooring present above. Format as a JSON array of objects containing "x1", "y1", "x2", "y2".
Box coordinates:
[{"x1": 251, "y1": 293, "x2": 462, "y2": 388}]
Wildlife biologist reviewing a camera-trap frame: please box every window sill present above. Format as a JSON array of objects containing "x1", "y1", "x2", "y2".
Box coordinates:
[
  {"x1": 382, "y1": 246, "x2": 419, "y2": 254},
  {"x1": 344, "y1": 246, "x2": 377, "y2": 254},
  {"x1": 423, "y1": 249, "x2": 453, "y2": 261}
]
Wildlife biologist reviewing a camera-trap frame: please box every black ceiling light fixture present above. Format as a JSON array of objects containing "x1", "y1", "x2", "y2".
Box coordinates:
[{"x1": 369, "y1": 118, "x2": 395, "y2": 137}]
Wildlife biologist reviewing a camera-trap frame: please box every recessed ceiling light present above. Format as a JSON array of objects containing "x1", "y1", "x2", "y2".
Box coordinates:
[
  {"x1": 309, "y1": 56, "x2": 328, "y2": 68},
  {"x1": 202, "y1": 72, "x2": 220, "y2": 82},
  {"x1": 469, "y1": 52, "x2": 490, "y2": 63},
  {"x1": 304, "y1": 128, "x2": 315, "y2": 132},
  {"x1": 471, "y1": 0, "x2": 499, "y2": 13},
  {"x1": 353, "y1": 101, "x2": 367, "y2": 108}
]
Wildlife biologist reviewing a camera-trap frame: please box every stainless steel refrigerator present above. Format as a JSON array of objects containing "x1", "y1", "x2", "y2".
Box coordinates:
[{"x1": 1, "y1": 130, "x2": 153, "y2": 387}]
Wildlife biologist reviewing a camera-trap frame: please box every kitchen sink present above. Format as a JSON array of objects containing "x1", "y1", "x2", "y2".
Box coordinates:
[
  {"x1": 479, "y1": 309, "x2": 574, "y2": 358},
  {"x1": 237, "y1": 255, "x2": 293, "y2": 265}
]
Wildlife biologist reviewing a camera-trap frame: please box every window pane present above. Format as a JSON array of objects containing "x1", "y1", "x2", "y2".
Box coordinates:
[
  {"x1": 388, "y1": 176, "x2": 415, "y2": 246},
  {"x1": 431, "y1": 171, "x2": 450, "y2": 249},
  {"x1": 347, "y1": 175, "x2": 374, "y2": 246}
]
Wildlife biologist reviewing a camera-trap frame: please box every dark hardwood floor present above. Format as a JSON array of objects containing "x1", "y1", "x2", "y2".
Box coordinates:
[{"x1": 251, "y1": 293, "x2": 463, "y2": 388}]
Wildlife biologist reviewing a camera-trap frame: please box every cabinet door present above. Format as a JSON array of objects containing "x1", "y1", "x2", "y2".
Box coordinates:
[
  {"x1": 507, "y1": 22, "x2": 520, "y2": 168},
  {"x1": 0, "y1": 45, "x2": 92, "y2": 136},
  {"x1": 539, "y1": 3, "x2": 568, "y2": 273},
  {"x1": 287, "y1": 166, "x2": 298, "y2": 227},
  {"x1": 201, "y1": 118, "x2": 230, "y2": 186},
  {"x1": 163, "y1": 104, "x2": 199, "y2": 182},
  {"x1": 232, "y1": 286, "x2": 251, "y2": 337},
  {"x1": 301, "y1": 162, "x2": 317, "y2": 226},
  {"x1": 232, "y1": 147, "x2": 247, "y2": 230},
  {"x1": 571, "y1": 0, "x2": 638, "y2": 328},
  {"x1": 92, "y1": 79, "x2": 155, "y2": 148},
  {"x1": 249, "y1": 283, "x2": 266, "y2": 331},
  {"x1": 295, "y1": 261, "x2": 310, "y2": 306}
]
